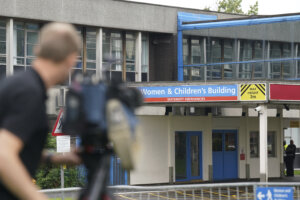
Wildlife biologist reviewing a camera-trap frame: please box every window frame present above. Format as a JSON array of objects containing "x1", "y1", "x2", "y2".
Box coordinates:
[{"x1": 249, "y1": 131, "x2": 276, "y2": 158}]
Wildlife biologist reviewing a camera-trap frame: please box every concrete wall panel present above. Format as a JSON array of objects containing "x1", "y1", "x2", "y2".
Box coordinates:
[{"x1": 0, "y1": 0, "x2": 240, "y2": 33}]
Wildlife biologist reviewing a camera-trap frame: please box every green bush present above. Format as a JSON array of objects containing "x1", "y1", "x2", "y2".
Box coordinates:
[{"x1": 35, "y1": 133, "x2": 85, "y2": 189}]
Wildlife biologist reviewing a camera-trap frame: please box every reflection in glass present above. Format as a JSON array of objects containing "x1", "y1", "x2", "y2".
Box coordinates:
[
  {"x1": 190, "y1": 135, "x2": 199, "y2": 177},
  {"x1": 239, "y1": 40, "x2": 263, "y2": 79},
  {"x1": 0, "y1": 29, "x2": 5, "y2": 42},
  {"x1": 268, "y1": 132, "x2": 276, "y2": 157},
  {"x1": 212, "y1": 133, "x2": 222, "y2": 152},
  {"x1": 175, "y1": 133, "x2": 187, "y2": 180},
  {"x1": 225, "y1": 133, "x2": 236, "y2": 151},
  {"x1": 0, "y1": 65, "x2": 5, "y2": 79},
  {"x1": 249, "y1": 131, "x2": 276, "y2": 157},
  {"x1": 13, "y1": 22, "x2": 39, "y2": 73},
  {"x1": 250, "y1": 132, "x2": 259, "y2": 157},
  {"x1": 0, "y1": 42, "x2": 5, "y2": 55},
  {"x1": 141, "y1": 34, "x2": 149, "y2": 81},
  {"x1": 126, "y1": 35, "x2": 135, "y2": 72},
  {"x1": 103, "y1": 31, "x2": 123, "y2": 76}
]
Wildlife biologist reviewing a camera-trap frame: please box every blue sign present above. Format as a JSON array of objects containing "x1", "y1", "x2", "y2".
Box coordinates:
[
  {"x1": 139, "y1": 85, "x2": 238, "y2": 103},
  {"x1": 256, "y1": 187, "x2": 293, "y2": 200}
]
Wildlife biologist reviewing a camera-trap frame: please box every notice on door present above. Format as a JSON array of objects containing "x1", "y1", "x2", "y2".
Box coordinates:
[{"x1": 240, "y1": 84, "x2": 266, "y2": 101}]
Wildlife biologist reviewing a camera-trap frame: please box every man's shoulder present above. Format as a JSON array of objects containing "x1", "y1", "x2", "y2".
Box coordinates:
[
  {"x1": 0, "y1": 70, "x2": 42, "y2": 95},
  {"x1": 0, "y1": 71, "x2": 46, "y2": 108}
]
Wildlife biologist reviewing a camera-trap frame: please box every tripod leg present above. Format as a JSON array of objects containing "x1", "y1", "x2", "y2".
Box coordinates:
[{"x1": 78, "y1": 154, "x2": 112, "y2": 200}]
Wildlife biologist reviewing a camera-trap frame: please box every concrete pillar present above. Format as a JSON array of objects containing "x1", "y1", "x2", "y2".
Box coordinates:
[
  {"x1": 167, "y1": 114, "x2": 173, "y2": 183},
  {"x1": 135, "y1": 32, "x2": 142, "y2": 82},
  {"x1": 6, "y1": 18, "x2": 13, "y2": 76},
  {"x1": 96, "y1": 28, "x2": 103, "y2": 80},
  {"x1": 278, "y1": 108, "x2": 285, "y2": 177},
  {"x1": 259, "y1": 104, "x2": 268, "y2": 182}
]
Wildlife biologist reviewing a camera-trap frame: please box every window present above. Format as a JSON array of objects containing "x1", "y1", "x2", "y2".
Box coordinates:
[
  {"x1": 86, "y1": 28, "x2": 97, "y2": 78},
  {"x1": 250, "y1": 131, "x2": 276, "y2": 158},
  {"x1": 102, "y1": 30, "x2": 137, "y2": 82},
  {"x1": 141, "y1": 34, "x2": 149, "y2": 82},
  {"x1": 103, "y1": 31, "x2": 123, "y2": 82},
  {"x1": 223, "y1": 40, "x2": 234, "y2": 79},
  {"x1": 206, "y1": 38, "x2": 235, "y2": 80},
  {"x1": 183, "y1": 37, "x2": 205, "y2": 80},
  {"x1": 269, "y1": 42, "x2": 293, "y2": 79},
  {"x1": 239, "y1": 40, "x2": 264, "y2": 79},
  {"x1": 297, "y1": 44, "x2": 300, "y2": 78},
  {"x1": 0, "y1": 20, "x2": 6, "y2": 79},
  {"x1": 206, "y1": 38, "x2": 222, "y2": 80},
  {"x1": 126, "y1": 33, "x2": 136, "y2": 82},
  {"x1": 67, "y1": 26, "x2": 84, "y2": 85},
  {"x1": 268, "y1": 132, "x2": 276, "y2": 157},
  {"x1": 13, "y1": 22, "x2": 39, "y2": 73},
  {"x1": 250, "y1": 132, "x2": 259, "y2": 157}
]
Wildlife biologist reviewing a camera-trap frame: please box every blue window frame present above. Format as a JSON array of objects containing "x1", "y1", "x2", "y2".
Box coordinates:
[
  {"x1": 175, "y1": 131, "x2": 203, "y2": 182},
  {"x1": 178, "y1": 13, "x2": 300, "y2": 81}
]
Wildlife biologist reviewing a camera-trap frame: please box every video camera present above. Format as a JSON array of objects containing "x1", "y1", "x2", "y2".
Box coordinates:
[{"x1": 62, "y1": 74, "x2": 143, "y2": 200}]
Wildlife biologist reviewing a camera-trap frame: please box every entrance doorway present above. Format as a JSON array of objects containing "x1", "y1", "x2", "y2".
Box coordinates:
[
  {"x1": 212, "y1": 130, "x2": 238, "y2": 180},
  {"x1": 175, "y1": 131, "x2": 202, "y2": 181}
]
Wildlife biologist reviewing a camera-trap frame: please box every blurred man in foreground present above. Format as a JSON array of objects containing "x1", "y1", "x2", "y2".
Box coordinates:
[{"x1": 0, "y1": 22, "x2": 82, "y2": 200}]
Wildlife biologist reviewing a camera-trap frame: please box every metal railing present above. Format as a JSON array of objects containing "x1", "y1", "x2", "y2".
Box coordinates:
[{"x1": 41, "y1": 182, "x2": 300, "y2": 200}]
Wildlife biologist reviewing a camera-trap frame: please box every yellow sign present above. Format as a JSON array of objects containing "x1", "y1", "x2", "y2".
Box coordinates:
[
  {"x1": 240, "y1": 84, "x2": 266, "y2": 101},
  {"x1": 290, "y1": 121, "x2": 300, "y2": 128}
]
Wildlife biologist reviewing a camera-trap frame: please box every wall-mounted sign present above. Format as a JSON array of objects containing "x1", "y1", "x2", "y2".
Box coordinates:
[
  {"x1": 240, "y1": 84, "x2": 266, "y2": 101},
  {"x1": 139, "y1": 85, "x2": 238, "y2": 103},
  {"x1": 290, "y1": 121, "x2": 300, "y2": 128},
  {"x1": 270, "y1": 84, "x2": 300, "y2": 101}
]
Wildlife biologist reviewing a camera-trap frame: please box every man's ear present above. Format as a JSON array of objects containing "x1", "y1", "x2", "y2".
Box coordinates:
[
  {"x1": 34, "y1": 46, "x2": 41, "y2": 57},
  {"x1": 66, "y1": 53, "x2": 78, "y2": 69}
]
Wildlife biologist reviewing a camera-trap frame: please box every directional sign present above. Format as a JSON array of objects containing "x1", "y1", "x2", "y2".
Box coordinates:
[
  {"x1": 240, "y1": 84, "x2": 266, "y2": 101},
  {"x1": 52, "y1": 109, "x2": 65, "y2": 136},
  {"x1": 256, "y1": 187, "x2": 293, "y2": 200}
]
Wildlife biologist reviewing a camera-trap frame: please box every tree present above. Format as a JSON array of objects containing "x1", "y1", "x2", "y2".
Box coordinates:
[
  {"x1": 218, "y1": 0, "x2": 243, "y2": 14},
  {"x1": 204, "y1": 6, "x2": 211, "y2": 11},
  {"x1": 247, "y1": 1, "x2": 258, "y2": 15},
  {"x1": 217, "y1": 0, "x2": 258, "y2": 15}
]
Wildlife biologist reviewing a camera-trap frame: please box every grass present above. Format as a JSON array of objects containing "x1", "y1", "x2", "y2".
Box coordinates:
[{"x1": 294, "y1": 170, "x2": 300, "y2": 175}]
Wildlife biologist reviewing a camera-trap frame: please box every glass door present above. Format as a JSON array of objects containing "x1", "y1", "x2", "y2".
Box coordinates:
[{"x1": 175, "y1": 132, "x2": 202, "y2": 181}]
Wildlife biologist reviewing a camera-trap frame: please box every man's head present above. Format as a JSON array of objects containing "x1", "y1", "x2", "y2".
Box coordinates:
[
  {"x1": 34, "y1": 22, "x2": 82, "y2": 84},
  {"x1": 284, "y1": 140, "x2": 286, "y2": 145},
  {"x1": 290, "y1": 140, "x2": 294, "y2": 145}
]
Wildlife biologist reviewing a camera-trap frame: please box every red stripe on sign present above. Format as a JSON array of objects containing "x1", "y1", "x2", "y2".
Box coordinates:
[
  {"x1": 270, "y1": 84, "x2": 300, "y2": 101},
  {"x1": 144, "y1": 96, "x2": 237, "y2": 102}
]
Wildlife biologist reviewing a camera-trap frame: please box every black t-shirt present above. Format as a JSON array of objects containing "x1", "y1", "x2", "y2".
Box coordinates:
[{"x1": 0, "y1": 69, "x2": 49, "y2": 200}]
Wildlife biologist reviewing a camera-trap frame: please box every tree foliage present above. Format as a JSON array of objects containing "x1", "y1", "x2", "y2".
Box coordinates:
[
  {"x1": 247, "y1": 1, "x2": 258, "y2": 15},
  {"x1": 35, "y1": 133, "x2": 85, "y2": 189},
  {"x1": 217, "y1": 0, "x2": 258, "y2": 15}
]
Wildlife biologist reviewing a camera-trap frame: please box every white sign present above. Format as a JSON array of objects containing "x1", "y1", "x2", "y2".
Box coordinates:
[{"x1": 56, "y1": 135, "x2": 71, "y2": 153}]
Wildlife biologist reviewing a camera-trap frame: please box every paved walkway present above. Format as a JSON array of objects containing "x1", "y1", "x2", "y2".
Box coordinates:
[{"x1": 271, "y1": 175, "x2": 300, "y2": 182}]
